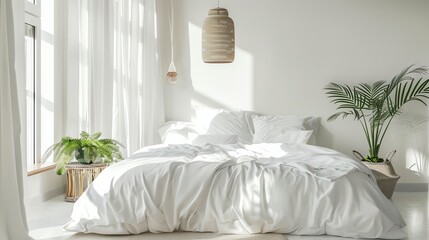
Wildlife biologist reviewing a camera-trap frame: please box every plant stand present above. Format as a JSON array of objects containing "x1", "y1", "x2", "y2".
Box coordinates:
[{"x1": 65, "y1": 163, "x2": 107, "y2": 202}]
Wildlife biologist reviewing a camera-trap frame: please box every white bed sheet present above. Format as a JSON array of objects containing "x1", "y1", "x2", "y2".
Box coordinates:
[{"x1": 64, "y1": 143, "x2": 406, "y2": 239}]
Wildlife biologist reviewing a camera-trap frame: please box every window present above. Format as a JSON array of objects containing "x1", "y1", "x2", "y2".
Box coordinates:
[
  {"x1": 25, "y1": 2, "x2": 41, "y2": 170},
  {"x1": 25, "y1": 0, "x2": 57, "y2": 174},
  {"x1": 25, "y1": 23, "x2": 36, "y2": 168}
]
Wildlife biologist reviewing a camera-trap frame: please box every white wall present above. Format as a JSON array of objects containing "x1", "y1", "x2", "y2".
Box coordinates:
[
  {"x1": 159, "y1": 0, "x2": 429, "y2": 185},
  {"x1": 26, "y1": 172, "x2": 65, "y2": 203}
]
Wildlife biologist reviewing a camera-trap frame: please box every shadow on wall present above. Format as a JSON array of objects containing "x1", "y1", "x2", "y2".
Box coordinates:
[
  {"x1": 161, "y1": 0, "x2": 429, "y2": 180},
  {"x1": 163, "y1": 0, "x2": 349, "y2": 149},
  {"x1": 163, "y1": 1, "x2": 231, "y2": 121},
  {"x1": 163, "y1": 0, "x2": 254, "y2": 121}
]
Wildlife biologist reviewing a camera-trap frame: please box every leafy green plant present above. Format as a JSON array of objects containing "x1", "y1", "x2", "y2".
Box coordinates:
[
  {"x1": 42, "y1": 131, "x2": 124, "y2": 175},
  {"x1": 325, "y1": 65, "x2": 429, "y2": 163}
]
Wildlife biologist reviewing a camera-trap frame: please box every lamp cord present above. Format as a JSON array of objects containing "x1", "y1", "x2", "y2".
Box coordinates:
[{"x1": 169, "y1": 0, "x2": 174, "y2": 59}]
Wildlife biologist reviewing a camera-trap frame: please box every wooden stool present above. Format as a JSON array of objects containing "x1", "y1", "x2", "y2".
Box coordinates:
[{"x1": 65, "y1": 163, "x2": 107, "y2": 202}]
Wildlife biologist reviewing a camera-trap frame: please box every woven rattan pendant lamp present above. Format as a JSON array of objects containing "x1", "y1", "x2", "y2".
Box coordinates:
[{"x1": 202, "y1": 1, "x2": 235, "y2": 63}]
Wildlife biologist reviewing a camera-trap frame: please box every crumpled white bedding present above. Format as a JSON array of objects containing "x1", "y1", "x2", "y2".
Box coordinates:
[{"x1": 64, "y1": 143, "x2": 406, "y2": 239}]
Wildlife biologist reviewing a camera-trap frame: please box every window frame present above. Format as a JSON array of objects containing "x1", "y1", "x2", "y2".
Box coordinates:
[
  {"x1": 25, "y1": 0, "x2": 40, "y2": 17},
  {"x1": 25, "y1": 1, "x2": 42, "y2": 168}
]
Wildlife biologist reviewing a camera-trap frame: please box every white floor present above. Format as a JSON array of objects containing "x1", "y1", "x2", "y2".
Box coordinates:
[{"x1": 27, "y1": 192, "x2": 428, "y2": 240}]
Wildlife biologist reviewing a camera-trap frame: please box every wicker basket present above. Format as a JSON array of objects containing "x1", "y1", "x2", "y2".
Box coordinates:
[{"x1": 353, "y1": 151, "x2": 400, "y2": 199}]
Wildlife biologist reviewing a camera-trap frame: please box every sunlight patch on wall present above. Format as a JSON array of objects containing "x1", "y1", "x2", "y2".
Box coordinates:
[
  {"x1": 40, "y1": 0, "x2": 55, "y2": 162},
  {"x1": 406, "y1": 149, "x2": 427, "y2": 177},
  {"x1": 389, "y1": 113, "x2": 429, "y2": 180},
  {"x1": 187, "y1": 22, "x2": 254, "y2": 112}
]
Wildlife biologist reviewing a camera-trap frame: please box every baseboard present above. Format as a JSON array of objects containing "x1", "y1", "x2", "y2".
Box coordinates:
[
  {"x1": 395, "y1": 183, "x2": 428, "y2": 192},
  {"x1": 30, "y1": 185, "x2": 65, "y2": 204}
]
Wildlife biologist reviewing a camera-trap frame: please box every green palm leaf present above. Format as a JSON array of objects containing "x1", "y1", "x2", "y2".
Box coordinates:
[
  {"x1": 388, "y1": 78, "x2": 429, "y2": 116},
  {"x1": 325, "y1": 65, "x2": 429, "y2": 163}
]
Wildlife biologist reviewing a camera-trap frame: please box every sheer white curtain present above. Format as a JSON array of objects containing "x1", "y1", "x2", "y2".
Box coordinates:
[
  {"x1": 0, "y1": 0, "x2": 31, "y2": 239},
  {"x1": 65, "y1": 0, "x2": 165, "y2": 156}
]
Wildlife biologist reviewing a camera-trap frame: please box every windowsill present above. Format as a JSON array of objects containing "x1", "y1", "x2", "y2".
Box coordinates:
[{"x1": 27, "y1": 162, "x2": 56, "y2": 176}]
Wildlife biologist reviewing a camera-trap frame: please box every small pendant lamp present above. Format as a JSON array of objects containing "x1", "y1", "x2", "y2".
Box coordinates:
[
  {"x1": 202, "y1": 2, "x2": 235, "y2": 63},
  {"x1": 167, "y1": 0, "x2": 178, "y2": 84}
]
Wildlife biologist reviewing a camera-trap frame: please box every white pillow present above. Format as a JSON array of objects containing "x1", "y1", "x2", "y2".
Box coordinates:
[
  {"x1": 243, "y1": 111, "x2": 260, "y2": 134},
  {"x1": 194, "y1": 106, "x2": 225, "y2": 130},
  {"x1": 158, "y1": 121, "x2": 204, "y2": 144},
  {"x1": 303, "y1": 117, "x2": 321, "y2": 145},
  {"x1": 252, "y1": 115, "x2": 320, "y2": 144},
  {"x1": 191, "y1": 134, "x2": 238, "y2": 146},
  {"x1": 254, "y1": 130, "x2": 313, "y2": 144},
  {"x1": 194, "y1": 107, "x2": 253, "y2": 144}
]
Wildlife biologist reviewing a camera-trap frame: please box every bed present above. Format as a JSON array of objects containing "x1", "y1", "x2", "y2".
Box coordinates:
[{"x1": 63, "y1": 109, "x2": 407, "y2": 239}]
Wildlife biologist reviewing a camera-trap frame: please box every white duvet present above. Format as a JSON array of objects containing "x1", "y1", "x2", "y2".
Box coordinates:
[{"x1": 64, "y1": 143, "x2": 406, "y2": 239}]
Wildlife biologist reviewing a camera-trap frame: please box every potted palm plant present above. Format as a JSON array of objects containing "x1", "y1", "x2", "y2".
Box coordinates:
[
  {"x1": 42, "y1": 131, "x2": 124, "y2": 175},
  {"x1": 325, "y1": 65, "x2": 429, "y2": 198}
]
